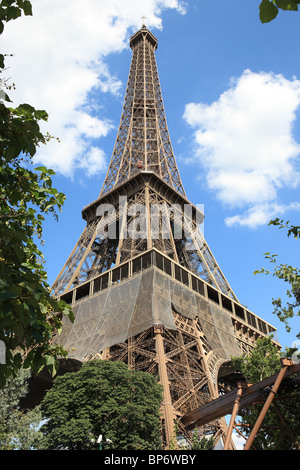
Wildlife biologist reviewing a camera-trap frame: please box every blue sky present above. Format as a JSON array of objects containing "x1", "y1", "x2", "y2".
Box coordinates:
[{"x1": 2, "y1": 0, "x2": 299, "y2": 356}]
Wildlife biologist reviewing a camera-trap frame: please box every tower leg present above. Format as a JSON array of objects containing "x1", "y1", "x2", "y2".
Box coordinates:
[
  {"x1": 104, "y1": 316, "x2": 237, "y2": 449},
  {"x1": 154, "y1": 325, "x2": 176, "y2": 449}
]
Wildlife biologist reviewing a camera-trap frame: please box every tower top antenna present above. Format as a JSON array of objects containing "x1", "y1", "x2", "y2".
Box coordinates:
[{"x1": 141, "y1": 15, "x2": 147, "y2": 27}]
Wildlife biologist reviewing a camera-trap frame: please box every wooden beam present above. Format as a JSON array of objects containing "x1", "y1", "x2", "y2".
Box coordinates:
[{"x1": 181, "y1": 360, "x2": 300, "y2": 430}]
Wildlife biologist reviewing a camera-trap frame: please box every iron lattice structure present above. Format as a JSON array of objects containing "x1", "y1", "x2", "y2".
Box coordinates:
[
  {"x1": 52, "y1": 26, "x2": 280, "y2": 449},
  {"x1": 100, "y1": 27, "x2": 185, "y2": 197}
]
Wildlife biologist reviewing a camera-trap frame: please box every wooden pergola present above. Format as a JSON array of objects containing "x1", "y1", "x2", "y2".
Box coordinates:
[{"x1": 181, "y1": 358, "x2": 300, "y2": 450}]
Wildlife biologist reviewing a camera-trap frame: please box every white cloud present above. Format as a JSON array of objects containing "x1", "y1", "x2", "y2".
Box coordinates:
[
  {"x1": 2, "y1": 0, "x2": 186, "y2": 178},
  {"x1": 225, "y1": 202, "x2": 300, "y2": 229},
  {"x1": 184, "y1": 70, "x2": 300, "y2": 228},
  {"x1": 79, "y1": 146, "x2": 107, "y2": 178},
  {"x1": 74, "y1": 112, "x2": 114, "y2": 139}
]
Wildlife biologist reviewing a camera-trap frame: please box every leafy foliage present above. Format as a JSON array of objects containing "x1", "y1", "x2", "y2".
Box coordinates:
[
  {"x1": 254, "y1": 219, "x2": 300, "y2": 339},
  {"x1": 39, "y1": 360, "x2": 163, "y2": 450},
  {"x1": 189, "y1": 432, "x2": 215, "y2": 450},
  {"x1": 232, "y1": 336, "x2": 281, "y2": 383},
  {"x1": 0, "y1": 366, "x2": 43, "y2": 449},
  {"x1": 175, "y1": 421, "x2": 215, "y2": 450},
  {"x1": 0, "y1": 0, "x2": 73, "y2": 387},
  {"x1": 0, "y1": 0, "x2": 32, "y2": 36},
  {"x1": 259, "y1": 0, "x2": 300, "y2": 23}
]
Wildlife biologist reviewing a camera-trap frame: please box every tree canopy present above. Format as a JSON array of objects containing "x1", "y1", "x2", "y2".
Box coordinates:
[
  {"x1": 0, "y1": 367, "x2": 43, "y2": 450},
  {"x1": 0, "y1": 0, "x2": 73, "y2": 387},
  {"x1": 232, "y1": 336, "x2": 281, "y2": 383},
  {"x1": 39, "y1": 360, "x2": 163, "y2": 450}
]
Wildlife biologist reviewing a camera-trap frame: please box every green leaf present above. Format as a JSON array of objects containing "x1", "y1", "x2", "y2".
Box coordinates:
[
  {"x1": 1, "y1": 0, "x2": 16, "y2": 6},
  {"x1": 23, "y1": 0, "x2": 33, "y2": 16},
  {"x1": 35, "y1": 166, "x2": 48, "y2": 174},
  {"x1": 34, "y1": 109, "x2": 48, "y2": 121},
  {"x1": 45, "y1": 355, "x2": 55, "y2": 366},
  {"x1": 18, "y1": 102, "x2": 35, "y2": 114},
  {"x1": 259, "y1": 0, "x2": 279, "y2": 22},
  {"x1": 275, "y1": 0, "x2": 298, "y2": 9},
  {"x1": 0, "y1": 289, "x2": 18, "y2": 301},
  {"x1": 5, "y1": 6, "x2": 22, "y2": 21},
  {"x1": 4, "y1": 92, "x2": 12, "y2": 102}
]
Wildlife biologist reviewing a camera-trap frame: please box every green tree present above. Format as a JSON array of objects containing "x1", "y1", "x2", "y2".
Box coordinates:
[
  {"x1": 190, "y1": 431, "x2": 215, "y2": 450},
  {"x1": 259, "y1": 0, "x2": 300, "y2": 23},
  {"x1": 232, "y1": 336, "x2": 281, "y2": 383},
  {"x1": 231, "y1": 337, "x2": 300, "y2": 450},
  {"x1": 175, "y1": 422, "x2": 215, "y2": 450},
  {"x1": 0, "y1": 366, "x2": 43, "y2": 449},
  {"x1": 39, "y1": 360, "x2": 163, "y2": 450},
  {"x1": 0, "y1": 0, "x2": 73, "y2": 387}
]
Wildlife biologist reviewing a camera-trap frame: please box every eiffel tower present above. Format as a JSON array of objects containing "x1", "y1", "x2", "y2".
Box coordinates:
[{"x1": 52, "y1": 24, "x2": 279, "y2": 449}]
